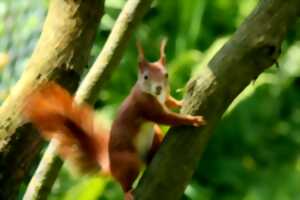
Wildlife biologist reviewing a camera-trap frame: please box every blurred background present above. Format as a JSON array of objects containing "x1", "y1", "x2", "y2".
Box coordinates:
[{"x1": 1, "y1": 0, "x2": 300, "y2": 199}]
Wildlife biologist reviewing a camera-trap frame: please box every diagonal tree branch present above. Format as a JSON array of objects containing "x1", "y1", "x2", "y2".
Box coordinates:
[
  {"x1": 23, "y1": 0, "x2": 154, "y2": 199},
  {"x1": 0, "y1": 0, "x2": 104, "y2": 199},
  {"x1": 75, "y1": 0, "x2": 154, "y2": 104},
  {"x1": 135, "y1": 0, "x2": 300, "y2": 199}
]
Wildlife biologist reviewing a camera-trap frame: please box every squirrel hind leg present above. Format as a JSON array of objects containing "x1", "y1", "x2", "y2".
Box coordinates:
[
  {"x1": 109, "y1": 151, "x2": 141, "y2": 193},
  {"x1": 124, "y1": 190, "x2": 134, "y2": 200}
]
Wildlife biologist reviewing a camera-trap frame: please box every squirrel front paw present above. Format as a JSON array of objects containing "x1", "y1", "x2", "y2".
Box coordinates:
[
  {"x1": 176, "y1": 100, "x2": 184, "y2": 108},
  {"x1": 187, "y1": 115, "x2": 206, "y2": 127},
  {"x1": 124, "y1": 191, "x2": 134, "y2": 200}
]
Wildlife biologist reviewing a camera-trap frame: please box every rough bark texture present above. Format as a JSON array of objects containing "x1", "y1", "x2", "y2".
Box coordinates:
[
  {"x1": 0, "y1": 0, "x2": 104, "y2": 199},
  {"x1": 76, "y1": 0, "x2": 154, "y2": 104},
  {"x1": 135, "y1": 0, "x2": 300, "y2": 199},
  {"x1": 23, "y1": 0, "x2": 154, "y2": 199}
]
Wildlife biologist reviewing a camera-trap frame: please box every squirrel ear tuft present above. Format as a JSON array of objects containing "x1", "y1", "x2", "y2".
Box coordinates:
[
  {"x1": 136, "y1": 40, "x2": 147, "y2": 71},
  {"x1": 136, "y1": 40, "x2": 145, "y2": 62},
  {"x1": 159, "y1": 38, "x2": 168, "y2": 66}
]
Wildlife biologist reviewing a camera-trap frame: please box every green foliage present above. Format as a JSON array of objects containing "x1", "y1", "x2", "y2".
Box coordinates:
[
  {"x1": 187, "y1": 40, "x2": 300, "y2": 200},
  {"x1": 0, "y1": 0, "x2": 46, "y2": 102},
  {"x1": 192, "y1": 74, "x2": 300, "y2": 200},
  {"x1": 2, "y1": 0, "x2": 300, "y2": 199}
]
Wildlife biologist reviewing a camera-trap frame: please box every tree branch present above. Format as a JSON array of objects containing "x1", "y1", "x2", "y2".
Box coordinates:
[
  {"x1": 23, "y1": 0, "x2": 154, "y2": 199},
  {"x1": 0, "y1": 0, "x2": 104, "y2": 199},
  {"x1": 135, "y1": 0, "x2": 300, "y2": 199},
  {"x1": 75, "y1": 0, "x2": 154, "y2": 104}
]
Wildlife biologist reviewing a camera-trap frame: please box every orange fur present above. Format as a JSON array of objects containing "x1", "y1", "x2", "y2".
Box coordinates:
[
  {"x1": 23, "y1": 40, "x2": 205, "y2": 200},
  {"x1": 109, "y1": 40, "x2": 205, "y2": 196},
  {"x1": 23, "y1": 82, "x2": 110, "y2": 174}
]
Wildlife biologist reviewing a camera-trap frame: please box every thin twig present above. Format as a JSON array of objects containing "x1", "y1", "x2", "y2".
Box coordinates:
[{"x1": 23, "y1": 0, "x2": 153, "y2": 199}]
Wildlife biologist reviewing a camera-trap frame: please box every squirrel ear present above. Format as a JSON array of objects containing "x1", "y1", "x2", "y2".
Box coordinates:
[
  {"x1": 136, "y1": 40, "x2": 147, "y2": 71},
  {"x1": 159, "y1": 38, "x2": 168, "y2": 66}
]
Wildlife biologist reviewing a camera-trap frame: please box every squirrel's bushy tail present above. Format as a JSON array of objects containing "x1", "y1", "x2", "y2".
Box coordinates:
[{"x1": 23, "y1": 82, "x2": 110, "y2": 174}]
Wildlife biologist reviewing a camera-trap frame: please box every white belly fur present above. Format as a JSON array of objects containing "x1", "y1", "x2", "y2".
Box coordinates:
[
  {"x1": 135, "y1": 122, "x2": 155, "y2": 159},
  {"x1": 134, "y1": 91, "x2": 166, "y2": 159},
  {"x1": 157, "y1": 90, "x2": 166, "y2": 104}
]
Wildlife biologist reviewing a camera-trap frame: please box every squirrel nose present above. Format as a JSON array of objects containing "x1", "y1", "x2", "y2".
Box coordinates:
[{"x1": 155, "y1": 86, "x2": 162, "y2": 95}]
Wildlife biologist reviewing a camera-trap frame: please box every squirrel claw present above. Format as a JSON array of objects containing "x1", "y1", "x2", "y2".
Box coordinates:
[
  {"x1": 125, "y1": 191, "x2": 134, "y2": 200},
  {"x1": 188, "y1": 115, "x2": 206, "y2": 127},
  {"x1": 177, "y1": 100, "x2": 184, "y2": 108}
]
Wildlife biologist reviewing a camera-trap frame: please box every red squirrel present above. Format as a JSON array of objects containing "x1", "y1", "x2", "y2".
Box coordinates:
[{"x1": 23, "y1": 40, "x2": 205, "y2": 200}]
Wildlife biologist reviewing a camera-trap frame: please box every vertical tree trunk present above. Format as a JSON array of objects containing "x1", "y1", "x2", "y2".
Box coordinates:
[
  {"x1": 0, "y1": 0, "x2": 104, "y2": 199},
  {"x1": 24, "y1": 0, "x2": 152, "y2": 200},
  {"x1": 135, "y1": 0, "x2": 300, "y2": 199},
  {"x1": 23, "y1": 0, "x2": 154, "y2": 198}
]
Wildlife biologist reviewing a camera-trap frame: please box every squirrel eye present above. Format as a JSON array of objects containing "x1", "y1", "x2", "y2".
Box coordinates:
[
  {"x1": 144, "y1": 75, "x2": 148, "y2": 80},
  {"x1": 165, "y1": 73, "x2": 168, "y2": 78}
]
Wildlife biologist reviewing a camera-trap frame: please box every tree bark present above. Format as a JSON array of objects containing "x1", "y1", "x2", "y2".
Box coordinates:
[
  {"x1": 75, "y1": 0, "x2": 154, "y2": 104},
  {"x1": 0, "y1": 0, "x2": 104, "y2": 199},
  {"x1": 134, "y1": 0, "x2": 300, "y2": 199},
  {"x1": 23, "y1": 0, "x2": 154, "y2": 199}
]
